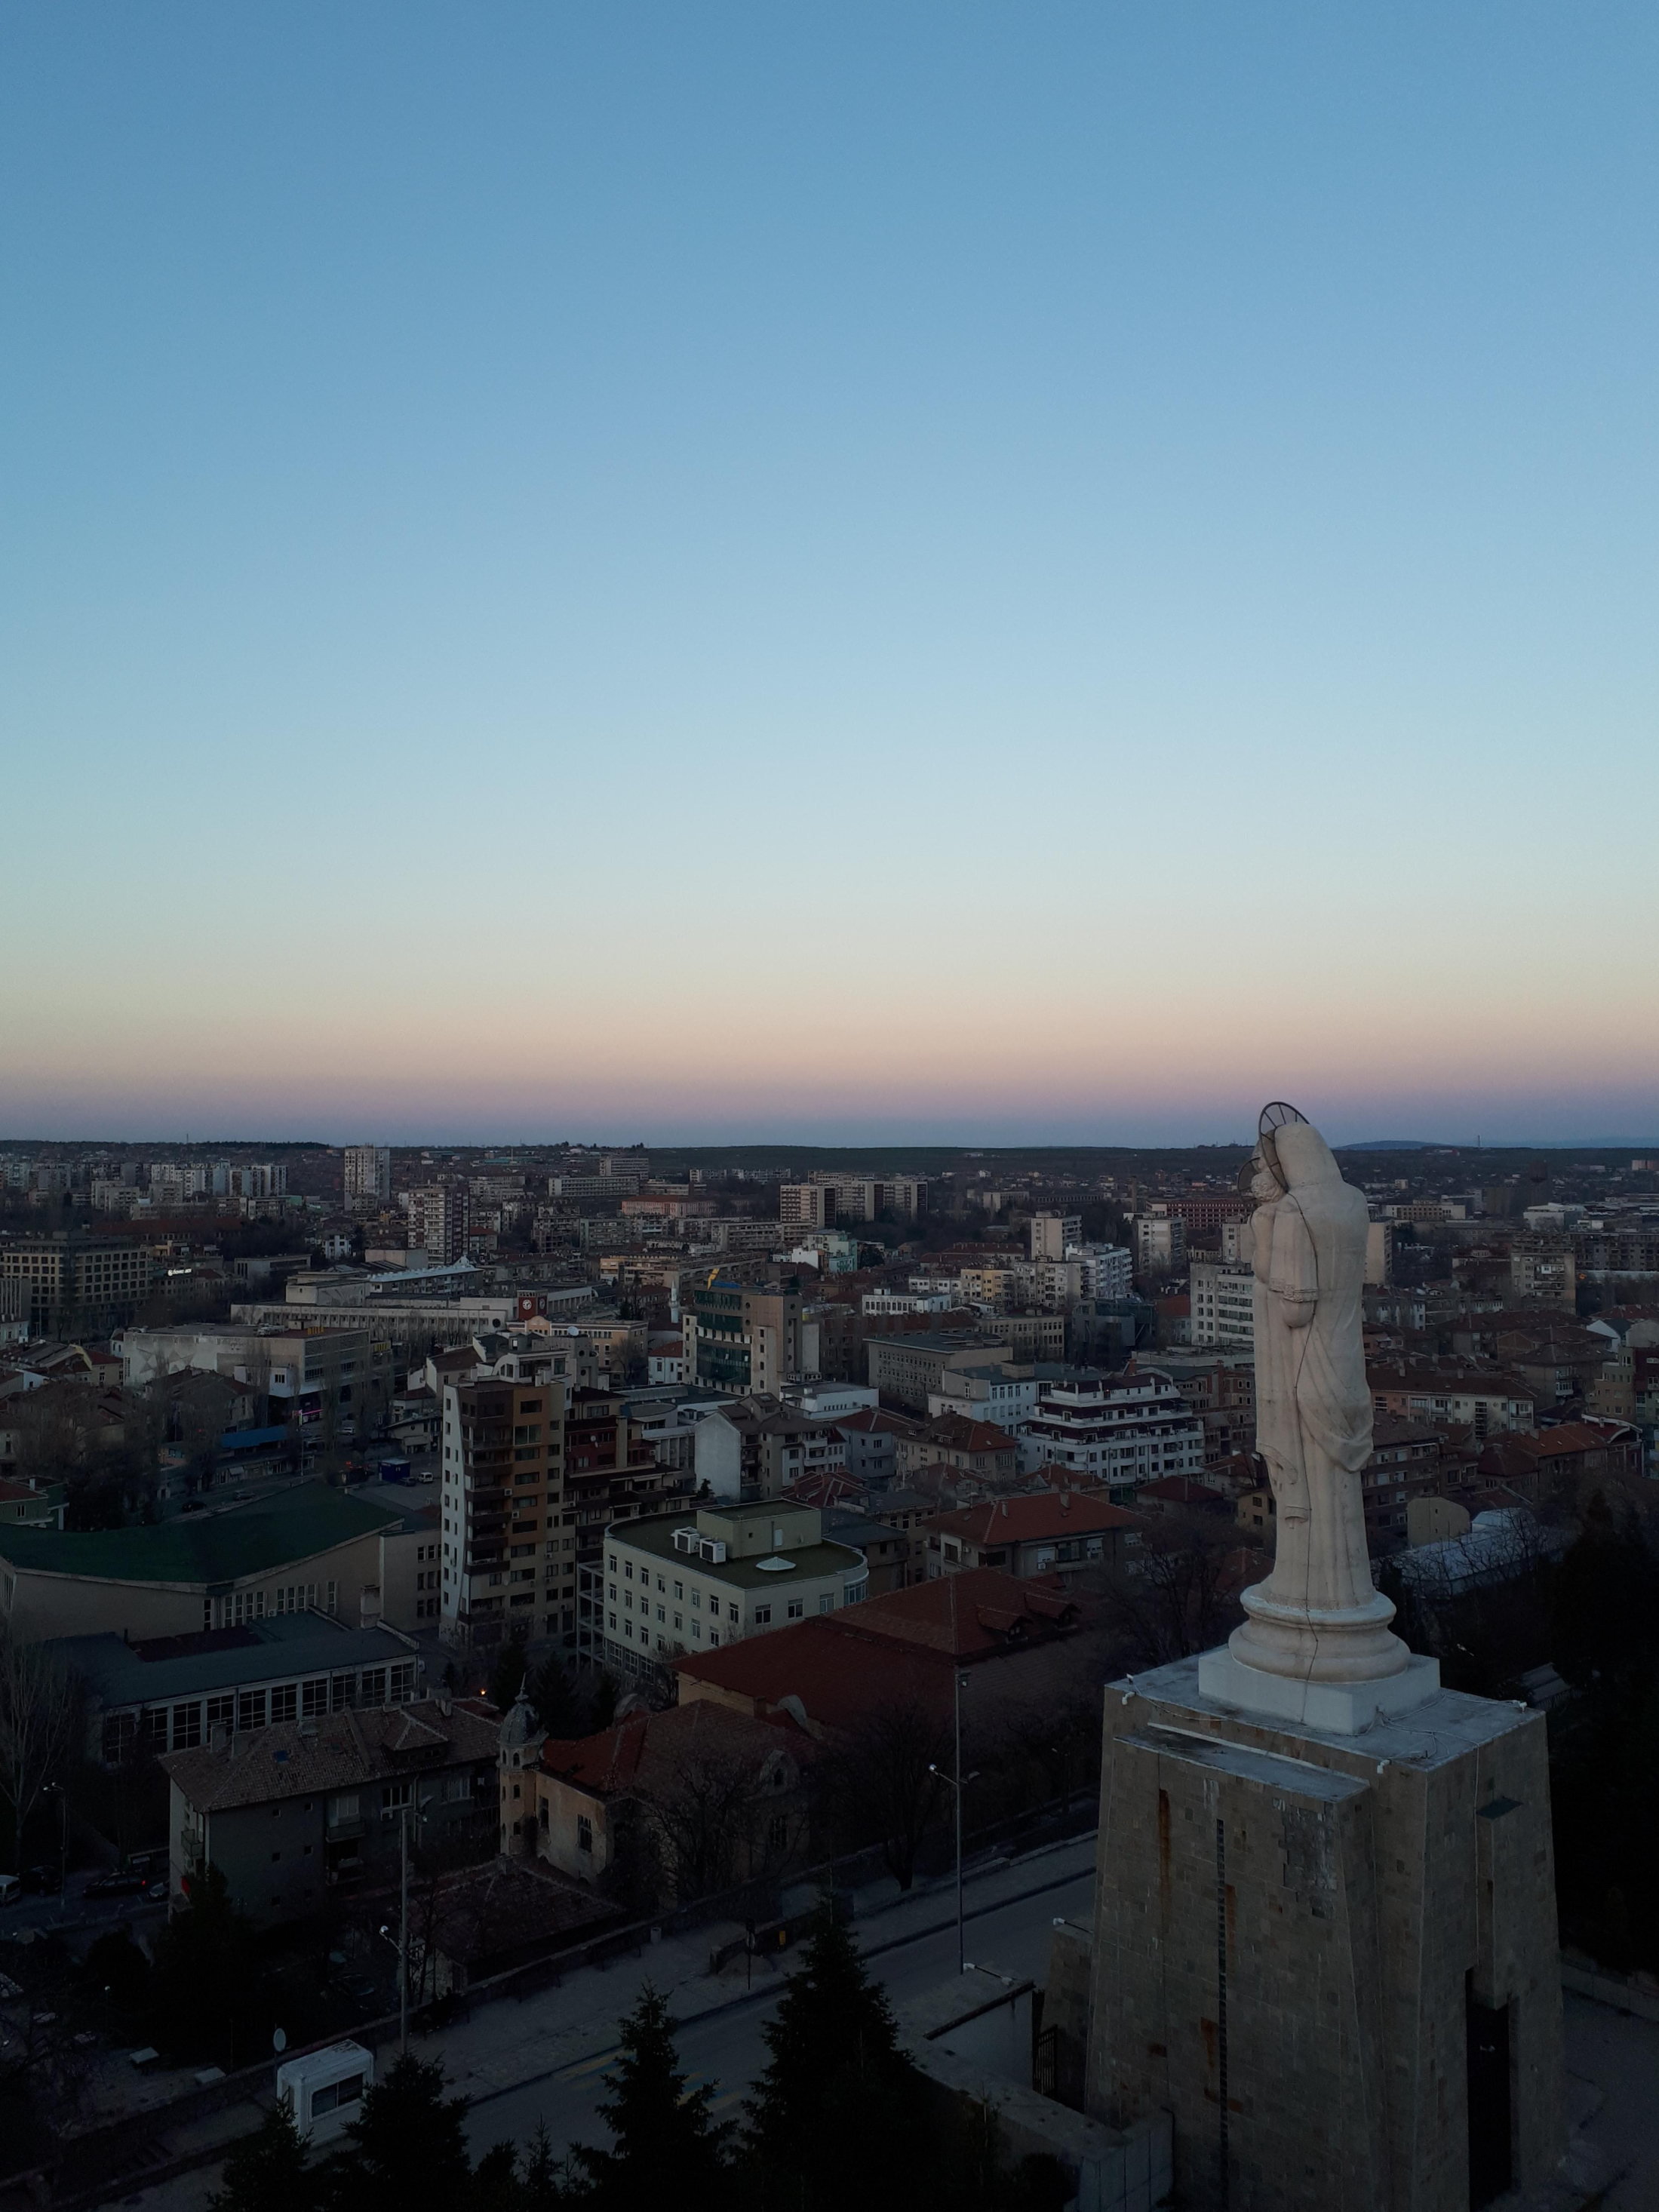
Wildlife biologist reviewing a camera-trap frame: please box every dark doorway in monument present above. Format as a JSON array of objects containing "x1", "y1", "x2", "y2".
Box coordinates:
[{"x1": 1465, "y1": 1975, "x2": 1514, "y2": 2207}]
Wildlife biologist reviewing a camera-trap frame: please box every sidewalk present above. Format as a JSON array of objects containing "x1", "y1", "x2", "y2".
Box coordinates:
[
  {"x1": 410, "y1": 1827, "x2": 1101, "y2": 2112},
  {"x1": 102, "y1": 1830, "x2": 1100, "y2": 2212}
]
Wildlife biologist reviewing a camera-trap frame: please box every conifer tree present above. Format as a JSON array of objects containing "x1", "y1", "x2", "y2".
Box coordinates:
[
  {"x1": 742, "y1": 1900, "x2": 923, "y2": 2212},
  {"x1": 207, "y1": 2101, "x2": 316, "y2": 2212},
  {"x1": 328, "y1": 2051, "x2": 473, "y2": 2212},
  {"x1": 572, "y1": 1983, "x2": 727, "y2": 2210}
]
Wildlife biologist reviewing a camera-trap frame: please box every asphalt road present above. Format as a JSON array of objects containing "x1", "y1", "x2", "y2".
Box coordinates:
[{"x1": 462, "y1": 1857, "x2": 1097, "y2": 2163}]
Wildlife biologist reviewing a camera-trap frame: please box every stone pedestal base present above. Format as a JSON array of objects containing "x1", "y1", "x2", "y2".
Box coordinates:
[
  {"x1": 1197, "y1": 1645, "x2": 1442, "y2": 1734},
  {"x1": 1086, "y1": 1654, "x2": 1565, "y2": 2212}
]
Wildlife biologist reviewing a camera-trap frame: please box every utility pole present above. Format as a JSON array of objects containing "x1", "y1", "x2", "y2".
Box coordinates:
[
  {"x1": 399, "y1": 1806, "x2": 410, "y2": 2056},
  {"x1": 928, "y1": 1667, "x2": 975, "y2": 1975},
  {"x1": 954, "y1": 1666, "x2": 966, "y2": 1974}
]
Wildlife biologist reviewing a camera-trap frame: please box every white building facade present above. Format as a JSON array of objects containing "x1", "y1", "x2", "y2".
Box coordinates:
[
  {"x1": 1021, "y1": 1372, "x2": 1206, "y2": 1491},
  {"x1": 1188, "y1": 1261, "x2": 1256, "y2": 1351}
]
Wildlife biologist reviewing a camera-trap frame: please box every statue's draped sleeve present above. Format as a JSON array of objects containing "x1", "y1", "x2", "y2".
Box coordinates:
[{"x1": 1269, "y1": 1199, "x2": 1318, "y2": 1328}]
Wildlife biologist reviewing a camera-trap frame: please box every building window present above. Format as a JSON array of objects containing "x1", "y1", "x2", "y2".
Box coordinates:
[
  {"x1": 302, "y1": 1677, "x2": 327, "y2": 1718},
  {"x1": 786, "y1": 1599, "x2": 803, "y2": 1619},
  {"x1": 238, "y1": 1690, "x2": 267, "y2": 1733},
  {"x1": 754, "y1": 1605, "x2": 771, "y2": 1625},
  {"x1": 382, "y1": 1781, "x2": 413, "y2": 1815},
  {"x1": 577, "y1": 1814, "x2": 593, "y2": 1854},
  {"x1": 271, "y1": 1685, "x2": 298, "y2": 1725},
  {"x1": 101, "y1": 1713, "x2": 137, "y2": 1765},
  {"x1": 172, "y1": 1702, "x2": 202, "y2": 1749}
]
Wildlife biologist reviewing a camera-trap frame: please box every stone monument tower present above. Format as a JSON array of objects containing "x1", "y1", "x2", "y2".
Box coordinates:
[{"x1": 1083, "y1": 1104, "x2": 1565, "y2": 2210}]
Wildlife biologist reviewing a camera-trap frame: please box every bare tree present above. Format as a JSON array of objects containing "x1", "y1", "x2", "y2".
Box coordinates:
[
  {"x1": 0, "y1": 1627, "x2": 84, "y2": 1871},
  {"x1": 827, "y1": 1694, "x2": 951, "y2": 1891},
  {"x1": 647, "y1": 1747, "x2": 759, "y2": 1901},
  {"x1": 1098, "y1": 1513, "x2": 1242, "y2": 1668}
]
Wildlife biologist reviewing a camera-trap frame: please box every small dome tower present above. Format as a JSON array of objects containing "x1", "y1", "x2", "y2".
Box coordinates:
[{"x1": 496, "y1": 1685, "x2": 547, "y2": 1859}]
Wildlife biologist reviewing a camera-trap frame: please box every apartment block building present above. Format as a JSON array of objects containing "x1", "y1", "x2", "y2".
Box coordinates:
[
  {"x1": 1029, "y1": 1213, "x2": 1082, "y2": 1261},
  {"x1": 563, "y1": 1387, "x2": 672, "y2": 1571},
  {"x1": 440, "y1": 1375, "x2": 567, "y2": 1648},
  {"x1": 1188, "y1": 1261, "x2": 1255, "y2": 1350},
  {"x1": 1022, "y1": 1371, "x2": 1206, "y2": 1492},
  {"x1": 2, "y1": 1232, "x2": 153, "y2": 1335},
  {"x1": 343, "y1": 1145, "x2": 392, "y2": 1209},
  {"x1": 408, "y1": 1184, "x2": 470, "y2": 1265},
  {"x1": 1367, "y1": 1363, "x2": 1535, "y2": 1439},
  {"x1": 1132, "y1": 1215, "x2": 1187, "y2": 1276},
  {"x1": 683, "y1": 1278, "x2": 808, "y2": 1396},
  {"x1": 1074, "y1": 1245, "x2": 1133, "y2": 1302},
  {"x1": 865, "y1": 1329, "x2": 1011, "y2": 1413},
  {"x1": 1508, "y1": 1236, "x2": 1576, "y2": 1308},
  {"x1": 788, "y1": 1175, "x2": 926, "y2": 1225},
  {"x1": 998, "y1": 1311, "x2": 1066, "y2": 1363},
  {"x1": 779, "y1": 1183, "x2": 835, "y2": 1231},
  {"x1": 1154, "y1": 1353, "x2": 1258, "y2": 1467}
]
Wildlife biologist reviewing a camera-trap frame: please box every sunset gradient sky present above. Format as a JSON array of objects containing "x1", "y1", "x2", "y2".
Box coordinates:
[{"x1": 3, "y1": 5, "x2": 1657, "y2": 1145}]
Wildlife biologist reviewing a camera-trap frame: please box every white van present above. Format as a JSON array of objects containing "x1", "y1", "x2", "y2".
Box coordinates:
[{"x1": 275, "y1": 2041, "x2": 374, "y2": 2145}]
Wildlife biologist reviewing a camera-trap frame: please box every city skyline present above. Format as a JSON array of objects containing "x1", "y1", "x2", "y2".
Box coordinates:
[{"x1": 5, "y1": 5, "x2": 1656, "y2": 1141}]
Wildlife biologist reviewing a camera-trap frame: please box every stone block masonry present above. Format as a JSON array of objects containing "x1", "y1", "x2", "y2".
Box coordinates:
[{"x1": 1086, "y1": 1656, "x2": 1564, "y2": 2212}]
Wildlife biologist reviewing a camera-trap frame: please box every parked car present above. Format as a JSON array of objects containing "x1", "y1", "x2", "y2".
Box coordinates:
[
  {"x1": 19, "y1": 1866, "x2": 61, "y2": 1895},
  {"x1": 84, "y1": 1872, "x2": 146, "y2": 1899}
]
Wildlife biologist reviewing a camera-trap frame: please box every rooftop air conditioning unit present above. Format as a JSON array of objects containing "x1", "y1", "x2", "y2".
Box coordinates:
[
  {"x1": 672, "y1": 1528, "x2": 699, "y2": 1553},
  {"x1": 699, "y1": 1539, "x2": 727, "y2": 1564}
]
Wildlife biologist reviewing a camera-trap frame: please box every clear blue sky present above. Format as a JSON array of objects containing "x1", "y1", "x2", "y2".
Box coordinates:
[{"x1": 3, "y1": 5, "x2": 1656, "y2": 1144}]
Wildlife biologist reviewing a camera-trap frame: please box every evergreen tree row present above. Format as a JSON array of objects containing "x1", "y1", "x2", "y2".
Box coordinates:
[{"x1": 210, "y1": 1906, "x2": 1068, "y2": 2212}]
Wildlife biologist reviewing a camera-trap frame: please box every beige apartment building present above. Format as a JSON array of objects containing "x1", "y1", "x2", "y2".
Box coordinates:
[
  {"x1": 2, "y1": 1233, "x2": 154, "y2": 1335},
  {"x1": 440, "y1": 1374, "x2": 565, "y2": 1648}
]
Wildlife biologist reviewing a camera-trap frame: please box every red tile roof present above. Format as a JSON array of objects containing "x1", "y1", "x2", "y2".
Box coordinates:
[
  {"x1": 924, "y1": 1415, "x2": 1015, "y2": 1455},
  {"x1": 672, "y1": 1568, "x2": 1083, "y2": 1735},
  {"x1": 539, "y1": 1696, "x2": 808, "y2": 1797},
  {"x1": 927, "y1": 1491, "x2": 1140, "y2": 1548}
]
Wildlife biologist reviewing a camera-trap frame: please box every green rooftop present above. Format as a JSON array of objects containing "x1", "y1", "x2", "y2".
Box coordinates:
[{"x1": 0, "y1": 1486, "x2": 409, "y2": 1588}]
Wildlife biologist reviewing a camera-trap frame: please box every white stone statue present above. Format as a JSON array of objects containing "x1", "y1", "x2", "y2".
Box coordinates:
[{"x1": 1197, "y1": 1103, "x2": 1440, "y2": 1731}]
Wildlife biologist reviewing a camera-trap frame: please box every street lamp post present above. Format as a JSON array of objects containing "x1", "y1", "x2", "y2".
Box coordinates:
[
  {"x1": 399, "y1": 1805, "x2": 410, "y2": 2054},
  {"x1": 928, "y1": 1670, "x2": 975, "y2": 1974}
]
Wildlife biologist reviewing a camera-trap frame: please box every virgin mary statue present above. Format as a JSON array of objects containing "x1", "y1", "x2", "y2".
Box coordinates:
[{"x1": 1224, "y1": 1104, "x2": 1411, "y2": 1687}]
